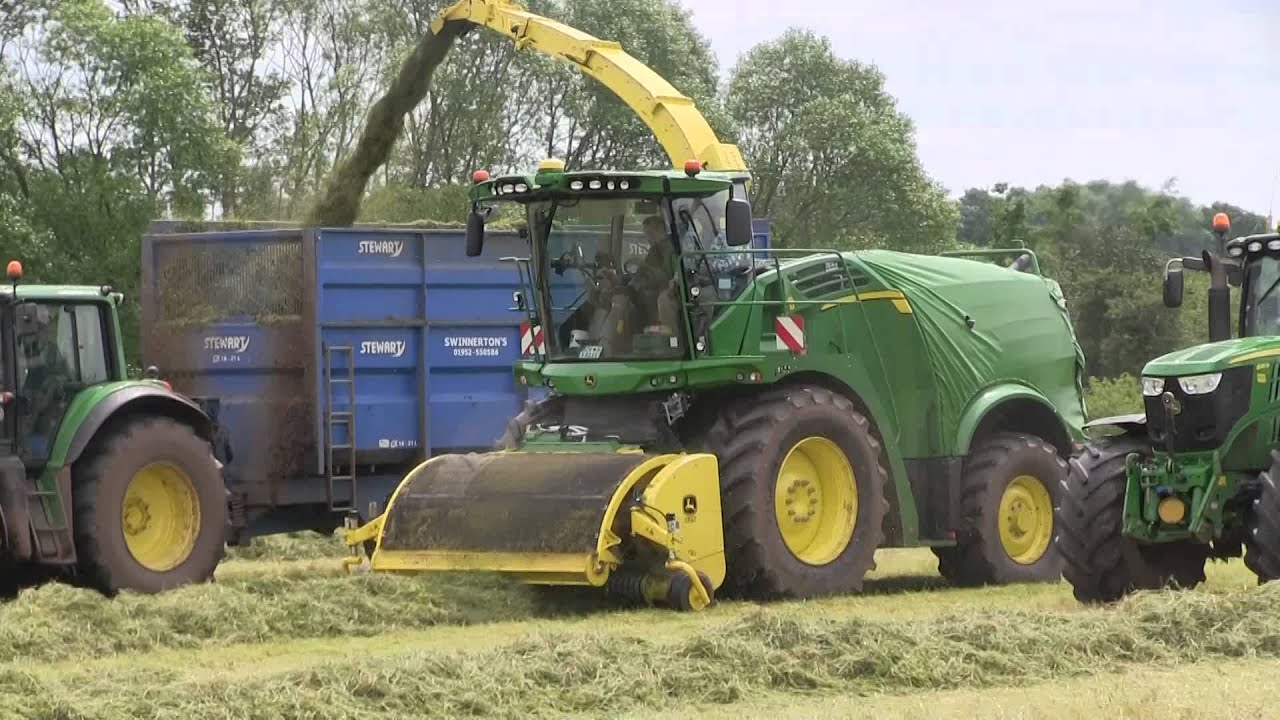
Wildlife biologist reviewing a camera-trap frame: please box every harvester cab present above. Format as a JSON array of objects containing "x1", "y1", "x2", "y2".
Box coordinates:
[
  {"x1": 465, "y1": 160, "x2": 757, "y2": 363},
  {"x1": 0, "y1": 261, "x2": 226, "y2": 599},
  {"x1": 1059, "y1": 212, "x2": 1280, "y2": 603}
]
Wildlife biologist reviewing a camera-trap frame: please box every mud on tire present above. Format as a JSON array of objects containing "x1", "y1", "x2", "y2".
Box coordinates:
[
  {"x1": 933, "y1": 433, "x2": 1066, "y2": 587},
  {"x1": 73, "y1": 416, "x2": 227, "y2": 596},
  {"x1": 1055, "y1": 435, "x2": 1207, "y2": 603},
  {"x1": 701, "y1": 385, "x2": 889, "y2": 600}
]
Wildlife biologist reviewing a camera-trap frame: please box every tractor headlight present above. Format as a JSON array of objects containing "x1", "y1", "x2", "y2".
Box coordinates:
[
  {"x1": 1177, "y1": 372, "x2": 1222, "y2": 395},
  {"x1": 1141, "y1": 377, "x2": 1165, "y2": 396}
]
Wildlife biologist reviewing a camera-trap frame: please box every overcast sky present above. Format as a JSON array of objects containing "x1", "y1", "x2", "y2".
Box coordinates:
[{"x1": 685, "y1": 0, "x2": 1279, "y2": 216}]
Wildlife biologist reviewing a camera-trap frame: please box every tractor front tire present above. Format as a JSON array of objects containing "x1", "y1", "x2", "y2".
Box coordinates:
[
  {"x1": 934, "y1": 433, "x2": 1066, "y2": 587},
  {"x1": 73, "y1": 416, "x2": 227, "y2": 596},
  {"x1": 704, "y1": 385, "x2": 889, "y2": 600},
  {"x1": 1244, "y1": 449, "x2": 1280, "y2": 583},
  {"x1": 1056, "y1": 436, "x2": 1207, "y2": 603}
]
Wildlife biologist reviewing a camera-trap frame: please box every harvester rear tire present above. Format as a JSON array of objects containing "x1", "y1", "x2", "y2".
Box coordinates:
[
  {"x1": 1055, "y1": 436, "x2": 1207, "y2": 604},
  {"x1": 933, "y1": 433, "x2": 1066, "y2": 587},
  {"x1": 704, "y1": 385, "x2": 889, "y2": 600},
  {"x1": 495, "y1": 395, "x2": 565, "y2": 450},
  {"x1": 72, "y1": 416, "x2": 227, "y2": 596},
  {"x1": 1244, "y1": 450, "x2": 1280, "y2": 583}
]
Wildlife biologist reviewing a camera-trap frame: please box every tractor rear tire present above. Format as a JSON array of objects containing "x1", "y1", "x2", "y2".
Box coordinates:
[
  {"x1": 933, "y1": 433, "x2": 1066, "y2": 587},
  {"x1": 72, "y1": 416, "x2": 227, "y2": 596},
  {"x1": 703, "y1": 385, "x2": 889, "y2": 600},
  {"x1": 495, "y1": 395, "x2": 565, "y2": 450},
  {"x1": 1056, "y1": 435, "x2": 1207, "y2": 603},
  {"x1": 1244, "y1": 450, "x2": 1280, "y2": 583}
]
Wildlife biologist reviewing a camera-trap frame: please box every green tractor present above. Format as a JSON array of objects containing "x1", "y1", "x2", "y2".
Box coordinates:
[
  {"x1": 0, "y1": 261, "x2": 226, "y2": 598},
  {"x1": 1057, "y1": 213, "x2": 1280, "y2": 601},
  {"x1": 343, "y1": 159, "x2": 1089, "y2": 607}
]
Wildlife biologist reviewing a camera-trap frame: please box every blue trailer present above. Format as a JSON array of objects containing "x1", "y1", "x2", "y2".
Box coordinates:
[{"x1": 140, "y1": 220, "x2": 773, "y2": 541}]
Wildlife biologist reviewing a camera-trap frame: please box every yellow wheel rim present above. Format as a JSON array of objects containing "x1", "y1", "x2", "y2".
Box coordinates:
[
  {"x1": 998, "y1": 474, "x2": 1053, "y2": 565},
  {"x1": 773, "y1": 436, "x2": 858, "y2": 565},
  {"x1": 121, "y1": 462, "x2": 201, "y2": 572}
]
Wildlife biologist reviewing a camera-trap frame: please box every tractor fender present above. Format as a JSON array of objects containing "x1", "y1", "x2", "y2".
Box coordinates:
[
  {"x1": 61, "y1": 385, "x2": 214, "y2": 469},
  {"x1": 955, "y1": 383, "x2": 1075, "y2": 457}
]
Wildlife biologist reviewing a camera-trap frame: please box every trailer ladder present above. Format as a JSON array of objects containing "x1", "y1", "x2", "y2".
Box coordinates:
[{"x1": 323, "y1": 343, "x2": 358, "y2": 512}]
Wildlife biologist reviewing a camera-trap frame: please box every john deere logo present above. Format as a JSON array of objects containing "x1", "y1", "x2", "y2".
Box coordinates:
[{"x1": 682, "y1": 494, "x2": 697, "y2": 515}]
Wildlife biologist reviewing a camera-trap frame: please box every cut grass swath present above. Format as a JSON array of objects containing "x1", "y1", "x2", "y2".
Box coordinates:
[
  {"x1": 0, "y1": 573, "x2": 611, "y2": 665},
  {"x1": 7, "y1": 584, "x2": 1280, "y2": 719}
]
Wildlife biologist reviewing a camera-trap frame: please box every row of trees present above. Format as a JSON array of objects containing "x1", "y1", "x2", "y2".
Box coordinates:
[
  {"x1": 0, "y1": 0, "x2": 1272, "y2": 399},
  {"x1": 958, "y1": 181, "x2": 1271, "y2": 380}
]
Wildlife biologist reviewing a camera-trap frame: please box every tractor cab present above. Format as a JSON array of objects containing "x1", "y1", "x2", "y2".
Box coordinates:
[
  {"x1": 0, "y1": 261, "x2": 127, "y2": 462},
  {"x1": 1226, "y1": 232, "x2": 1280, "y2": 338},
  {"x1": 1162, "y1": 218, "x2": 1280, "y2": 341},
  {"x1": 464, "y1": 160, "x2": 756, "y2": 363}
]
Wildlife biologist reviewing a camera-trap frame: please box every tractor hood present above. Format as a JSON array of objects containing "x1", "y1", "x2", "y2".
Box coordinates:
[{"x1": 1144, "y1": 336, "x2": 1280, "y2": 376}]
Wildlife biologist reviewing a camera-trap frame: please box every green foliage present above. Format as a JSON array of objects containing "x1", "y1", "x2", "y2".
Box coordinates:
[
  {"x1": 177, "y1": 0, "x2": 291, "y2": 215},
  {"x1": 1083, "y1": 374, "x2": 1142, "y2": 419},
  {"x1": 357, "y1": 183, "x2": 471, "y2": 224},
  {"x1": 957, "y1": 179, "x2": 1261, "y2": 381},
  {"x1": 725, "y1": 29, "x2": 957, "y2": 253}
]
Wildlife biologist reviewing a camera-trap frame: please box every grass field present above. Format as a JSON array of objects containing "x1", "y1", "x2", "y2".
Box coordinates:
[{"x1": 1, "y1": 533, "x2": 1275, "y2": 719}]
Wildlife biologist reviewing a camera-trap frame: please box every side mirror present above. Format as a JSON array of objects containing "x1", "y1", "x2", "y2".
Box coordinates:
[
  {"x1": 15, "y1": 301, "x2": 49, "y2": 337},
  {"x1": 1162, "y1": 261, "x2": 1184, "y2": 308},
  {"x1": 512, "y1": 290, "x2": 526, "y2": 311},
  {"x1": 466, "y1": 208, "x2": 485, "y2": 257},
  {"x1": 725, "y1": 198, "x2": 753, "y2": 247}
]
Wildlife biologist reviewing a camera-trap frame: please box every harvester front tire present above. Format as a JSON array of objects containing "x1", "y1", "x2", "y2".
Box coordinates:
[
  {"x1": 1055, "y1": 436, "x2": 1207, "y2": 604},
  {"x1": 73, "y1": 416, "x2": 227, "y2": 596},
  {"x1": 1244, "y1": 450, "x2": 1280, "y2": 583},
  {"x1": 707, "y1": 385, "x2": 889, "y2": 600},
  {"x1": 934, "y1": 433, "x2": 1065, "y2": 587}
]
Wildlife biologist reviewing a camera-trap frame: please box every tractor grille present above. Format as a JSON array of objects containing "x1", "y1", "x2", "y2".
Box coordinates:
[{"x1": 1145, "y1": 366, "x2": 1252, "y2": 452}]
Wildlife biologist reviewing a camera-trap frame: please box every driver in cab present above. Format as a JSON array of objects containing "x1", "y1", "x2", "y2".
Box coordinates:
[{"x1": 634, "y1": 213, "x2": 738, "y2": 340}]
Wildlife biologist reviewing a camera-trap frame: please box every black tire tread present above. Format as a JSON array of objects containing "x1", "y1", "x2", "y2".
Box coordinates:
[
  {"x1": 934, "y1": 432, "x2": 1066, "y2": 587},
  {"x1": 1056, "y1": 435, "x2": 1206, "y2": 603},
  {"x1": 701, "y1": 385, "x2": 889, "y2": 599},
  {"x1": 1244, "y1": 450, "x2": 1280, "y2": 582},
  {"x1": 73, "y1": 415, "x2": 226, "y2": 596}
]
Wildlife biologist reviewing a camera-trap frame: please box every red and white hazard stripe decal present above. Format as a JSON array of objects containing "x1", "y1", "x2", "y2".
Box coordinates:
[
  {"x1": 520, "y1": 321, "x2": 546, "y2": 356},
  {"x1": 775, "y1": 315, "x2": 805, "y2": 355}
]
